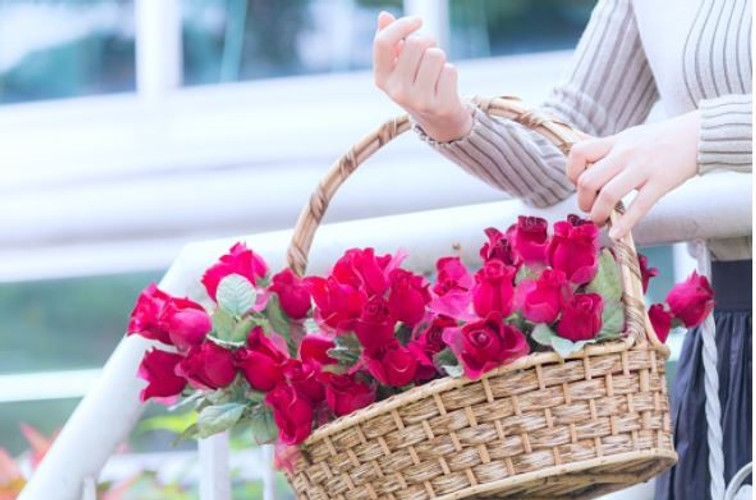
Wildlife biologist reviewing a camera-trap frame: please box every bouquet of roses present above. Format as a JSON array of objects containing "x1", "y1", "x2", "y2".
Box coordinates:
[{"x1": 126, "y1": 214, "x2": 714, "y2": 462}]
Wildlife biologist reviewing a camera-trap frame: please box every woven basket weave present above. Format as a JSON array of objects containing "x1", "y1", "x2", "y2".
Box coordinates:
[{"x1": 283, "y1": 96, "x2": 677, "y2": 499}]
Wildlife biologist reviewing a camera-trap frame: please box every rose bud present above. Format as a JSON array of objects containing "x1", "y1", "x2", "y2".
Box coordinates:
[
  {"x1": 387, "y1": 269, "x2": 431, "y2": 327},
  {"x1": 639, "y1": 254, "x2": 659, "y2": 294},
  {"x1": 557, "y1": 293, "x2": 604, "y2": 342},
  {"x1": 299, "y1": 334, "x2": 337, "y2": 366},
  {"x1": 332, "y1": 248, "x2": 391, "y2": 297},
  {"x1": 354, "y1": 296, "x2": 397, "y2": 350},
  {"x1": 137, "y1": 349, "x2": 187, "y2": 402},
  {"x1": 304, "y1": 276, "x2": 367, "y2": 333},
  {"x1": 442, "y1": 312, "x2": 529, "y2": 379},
  {"x1": 265, "y1": 383, "x2": 314, "y2": 445},
  {"x1": 162, "y1": 298, "x2": 212, "y2": 350},
  {"x1": 269, "y1": 269, "x2": 311, "y2": 320},
  {"x1": 176, "y1": 342, "x2": 237, "y2": 390},
  {"x1": 548, "y1": 219, "x2": 601, "y2": 285},
  {"x1": 127, "y1": 283, "x2": 173, "y2": 345},
  {"x1": 363, "y1": 340, "x2": 418, "y2": 387},
  {"x1": 283, "y1": 359, "x2": 325, "y2": 405},
  {"x1": 649, "y1": 304, "x2": 674, "y2": 343},
  {"x1": 516, "y1": 269, "x2": 568, "y2": 324},
  {"x1": 479, "y1": 227, "x2": 517, "y2": 265},
  {"x1": 202, "y1": 242, "x2": 268, "y2": 301},
  {"x1": 433, "y1": 257, "x2": 474, "y2": 295},
  {"x1": 510, "y1": 216, "x2": 549, "y2": 264},
  {"x1": 667, "y1": 271, "x2": 715, "y2": 327},
  {"x1": 319, "y1": 372, "x2": 376, "y2": 417},
  {"x1": 472, "y1": 260, "x2": 517, "y2": 318},
  {"x1": 235, "y1": 327, "x2": 288, "y2": 391}
]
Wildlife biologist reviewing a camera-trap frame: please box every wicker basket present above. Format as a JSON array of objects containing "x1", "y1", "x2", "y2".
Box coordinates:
[{"x1": 283, "y1": 96, "x2": 677, "y2": 499}]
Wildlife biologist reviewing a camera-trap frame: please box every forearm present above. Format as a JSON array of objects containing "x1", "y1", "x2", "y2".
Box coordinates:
[{"x1": 698, "y1": 94, "x2": 752, "y2": 174}]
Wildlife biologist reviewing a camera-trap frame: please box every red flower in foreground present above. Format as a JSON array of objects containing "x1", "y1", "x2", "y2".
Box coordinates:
[
  {"x1": 269, "y1": 269, "x2": 311, "y2": 320},
  {"x1": 649, "y1": 304, "x2": 674, "y2": 343},
  {"x1": 283, "y1": 360, "x2": 325, "y2": 405},
  {"x1": 299, "y1": 334, "x2": 337, "y2": 366},
  {"x1": 472, "y1": 260, "x2": 517, "y2": 318},
  {"x1": 235, "y1": 327, "x2": 288, "y2": 391},
  {"x1": 319, "y1": 372, "x2": 376, "y2": 417},
  {"x1": 332, "y1": 248, "x2": 392, "y2": 297},
  {"x1": 442, "y1": 313, "x2": 529, "y2": 379},
  {"x1": 265, "y1": 383, "x2": 314, "y2": 445},
  {"x1": 354, "y1": 296, "x2": 396, "y2": 350},
  {"x1": 510, "y1": 216, "x2": 549, "y2": 264},
  {"x1": 138, "y1": 349, "x2": 187, "y2": 402},
  {"x1": 387, "y1": 269, "x2": 430, "y2": 327},
  {"x1": 479, "y1": 227, "x2": 517, "y2": 265},
  {"x1": 548, "y1": 219, "x2": 600, "y2": 285},
  {"x1": 433, "y1": 257, "x2": 474, "y2": 295},
  {"x1": 557, "y1": 293, "x2": 604, "y2": 342},
  {"x1": 305, "y1": 276, "x2": 367, "y2": 333},
  {"x1": 176, "y1": 342, "x2": 237, "y2": 390},
  {"x1": 202, "y1": 243, "x2": 268, "y2": 301},
  {"x1": 517, "y1": 269, "x2": 568, "y2": 324},
  {"x1": 667, "y1": 271, "x2": 715, "y2": 327},
  {"x1": 363, "y1": 340, "x2": 418, "y2": 387}
]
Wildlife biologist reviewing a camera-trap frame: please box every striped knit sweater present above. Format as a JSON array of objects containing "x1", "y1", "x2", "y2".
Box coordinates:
[{"x1": 413, "y1": 0, "x2": 752, "y2": 260}]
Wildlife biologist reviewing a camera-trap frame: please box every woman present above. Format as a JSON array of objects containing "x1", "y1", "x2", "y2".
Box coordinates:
[{"x1": 372, "y1": 2, "x2": 752, "y2": 499}]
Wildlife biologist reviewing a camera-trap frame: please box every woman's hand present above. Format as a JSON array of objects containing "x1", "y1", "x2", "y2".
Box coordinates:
[
  {"x1": 567, "y1": 111, "x2": 701, "y2": 240},
  {"x1": 372, "y1": 11, "x2": 473, "y2": 142}
]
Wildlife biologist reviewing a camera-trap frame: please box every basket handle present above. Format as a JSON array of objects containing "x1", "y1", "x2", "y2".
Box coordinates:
[{"x1": 286, "y1": 95, "x2": 660, "y2": 347}]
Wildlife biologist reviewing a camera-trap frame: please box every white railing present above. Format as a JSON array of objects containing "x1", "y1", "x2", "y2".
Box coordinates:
[{"x1": 18, "y1": 171, "x2": 751, "y2": 500}]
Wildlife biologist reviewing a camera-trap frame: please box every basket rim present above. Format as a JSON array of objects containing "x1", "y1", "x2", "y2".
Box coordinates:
[{"x1": 302, "y1": 337, "x2": 670, "y2": 447}]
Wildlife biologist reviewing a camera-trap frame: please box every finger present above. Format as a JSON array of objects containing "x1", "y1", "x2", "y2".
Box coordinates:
[
  {"x1": 589, "y1": 168, "x2": 644, "y2": 227},
  {"x1": 373, "y1": 16, "x2": 422, "y2": 77},
  {"x1": 436, "y1": 63, "x2": 458, "y2": 103},
  {"x1": 394, "y1": 36, "x2": 436, "y2": 85},
  {"x1": 576, "y1": 153, "x2": 627, "y2": 212},
  {"x1": 566, "y1": 137, "x2": 615, "y2": 184},
  {"x1": 414, "y1": 47, "x2": 446, "y2": 93},
  {"x1": 609, "y1": 183, "x2": 664, "y2": 240},
  {"x1": 377, "y1": 10, "x2": 396, "y2": 31}
]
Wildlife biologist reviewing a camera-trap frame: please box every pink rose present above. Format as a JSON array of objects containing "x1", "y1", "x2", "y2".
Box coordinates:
[
  {"x1": 517, "y1": 269, "x2": 568, "y2": 324},
  {"x1": 354, "y1": 296, "x2": 396, "y2": 350},
  {"x1": 557, "y1": 293, "x2": 604, "y2": 342},
  {"x1": 269, "y1": 269, "x2": 311, "y2": 320},
  {"x1": 479, "y1": 227, "x2": 517, "y2": 265},
  {"x1": 299, "y1": 334, "x2": 337, "y2": 366},
  {"x1": 202, "y1": 243, "x2": 268, "y2": 301},
  {"x1": 265, "y1": 383, "x2": 314, "y2": 445},
  {"x1": 319, "y1": 372, "x2": 376, "y2": 417},
  {"x1": 332, "y1": 248, "x2": 391, "y2": 297},
  {"x1": 649, "y1": 304, "x2": 673, "y2": 343},
  {"x1": 510, "y1": 216, "x2": 549, "y2": 264},
  {"x1": 387, "y1": 269, "x2": 430, "y2": 327},
  {"x1": 432, "y1": 257, "x2": 474, "y2": 295},
  {"x1": 407, "y1": 316, "x2": 456, "y2": 381},
  {"x1": 137, "y1": 349, "x2": 187, "y2": 402},
  {"x1": 363, "y1": 340, "x2": 418, "y2": 387},
  {"x1": 548, "y1": 219, "x2": 600, "y2": 284},
  {"x1": 443, "y1": 313, "x2": 529, "y2": 379},
  {"x1": 235, "y1": 327, "x2": 288, "y2": 391},
  {"x1": 283, "y1": 359, "x2": 325, "y2": 405},
  {"x1": 472, "y1": 260, "x2": 517, "y2": 318},
  {"x1": 305, "y1": 276, "x2": 367, "y2": 333},
  {"x1": 639, "y1": 254, "x2": 659, "y2": 294},
  {"x1": 667, "y1": 271, "x2": 715, "y2": 327},
  {"x1": 176, "y1": 342, "x2": 237, "y2": 390}
]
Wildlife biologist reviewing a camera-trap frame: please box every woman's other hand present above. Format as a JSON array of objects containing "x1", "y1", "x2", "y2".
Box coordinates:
[
  {"x1": 566, "y1": 111, "x2": 701, "y2": 240},
  {"x1": 372, "y1": 11, "x2": 473, "y2": 143}
]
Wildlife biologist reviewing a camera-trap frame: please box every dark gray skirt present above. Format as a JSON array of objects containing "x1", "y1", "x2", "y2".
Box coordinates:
[{"x1": 655, "y1": 260, "x2": 752, "y2": 500}]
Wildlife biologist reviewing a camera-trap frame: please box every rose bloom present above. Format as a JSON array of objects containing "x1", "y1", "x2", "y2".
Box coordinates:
[
  {"x1": 137, "y1": 349, "x2": 187, "y2": 402},
  {"x1": 363, "y1": 340, "x2": 418, "y2": 387},
  {"x1": 557, "y1": 293, "x2": 604, "y2": 342},
  {"x1": 305, "y1": 276, "x2": 367, "y2": 333},
  {"x1": 510, "y1": 216, "x2": 549, "y2": 264},
  {"x1": 331, "y1": 248, "x2": 392, "y2": 297},
  {"x1": 548, "y1": 219, "x2": 600, "y2": 285},
  {"x1": 265, "y1": 383, "x2": 314, "y2": 445},
  {"x1": 387, "y1": 269, "x2": 431, "y2": 327},
  {"x1": 433, "y1": 257, "x2": 474, "y2": 295},
  {"x1": 472, "y1": 260, "x2": 517, "y2": 318},
  {"x1": 175, "y1": 342, "x2": 237, "y2": 390},
  {"x1": 354, "y1": 295, "x2": 397, "y2": 350},
  {"x1": 299, "y1": 334, "x2": 337, "y2": 366},
  {"x1": 319, "y1": 372, "x2": 376, "y2": 417},
  {"x1": 269, "y1": 269, "x2": 311, "y2": 320},
  {"x1": 479, "y1": 227, "x2": 517, "y2": 265},
  {"x1": 639, "y1": 253, "x2": 659, "y2": 294},
  {"x1": 283, "y1": 359, "x2": 325, "y2": 405},
  {"x1": 517, "y1": 269, "x2": 568, "y2": 324},
  {"x1": 649, "y1": 304, "x2": 674, "y2": 343},
  {"x1": 235, "y1": 327, "x2": 288, "y2": 391},
  {"x1": 202, "y1": 242, "x2": 268, "y2": 301},
  {"x1": 666, "y1": 271, "x2": 715, "y2": 327}
]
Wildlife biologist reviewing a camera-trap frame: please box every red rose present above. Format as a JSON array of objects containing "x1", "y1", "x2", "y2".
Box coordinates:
[
  {"x1": 332, "y1": 248, "x2": 391, "y2": 297},
  {"x1": 649, "y1": 304, "x2": 673, "y2": 343},
  {"x1": 176, "y1": 342, "x2": 236, "y2": 390},
  {"x1": 479, "y1": 227, "x2": 517, "y2": 265},
  {"x1": 269, "y1": 269, "x2": 311, "y2": 320},
  {"x1": 299, "y1": 334, "x2": 337, "y2": 366},
  {"x1": 408, "y1": 316, "x2": 456, "y2": 382},
  {"x1": 443, "y1": 313, "x2": 529, "y2": 379},
  {"x1": 639, "y1": 254, "x2": 659, "y2": 294},
  {"x1": 128, "y1": 284, "x2": 172, "y2": 344},
  {"x1": 161, "y1": 298, "x2": 212, "y2": 350},
  {"x1": 548, "y1": 219, "x2": 601, "y2": 284},
  {"x1": 319, "y1": 372, "x2": 376, "y2": 417},
  {"x1": 265, "y1": 383, "x2": 314, "y2": 445},
  {"x1": 667, "y1": 271, "x2": 715, "y2": 327},
  {"x1": 363, "y1": 340, "x2": 418, "y2": 387},
  {"x1": 305, "y1": 276, "x2": 367, "y2": 332},
  {"x1": 202, "y1": 243, "x2": 268, "y2": 301},
  {"x1": 472, "y1": 260, "x2": 517, "y2": 318},
  {"x1": 517, "y1": 269, "x2": 568, "y2": 324},
  {"x1": 354, "y1": 296, "x2": 396, "y2": 350},
  {"x1": 557, "y1": 293, "x2": 604, "y2": 342},
  {"x1": 137, "y1": 349, "x2": 187, "y2": 402},
  {"x1": 283, "y1": 359, "x2": 325, "y2": 405},
  {"x1": 387, "y1": 269, "x2": 430, "y2": 327},
  {"x1": 433, "y1": 257, "x2": 474, "y2": 295},
  {"x1": 235, "y1": 327, "x2": 288, "y2": 391},
  {"x1": 510, "y1": 216, "x2": 549, "y2": 264}
]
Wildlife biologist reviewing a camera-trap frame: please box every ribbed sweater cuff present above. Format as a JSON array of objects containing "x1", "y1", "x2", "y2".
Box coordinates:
[{"x1": 698, "y1": 94, "x2": 753, "y2": 174}]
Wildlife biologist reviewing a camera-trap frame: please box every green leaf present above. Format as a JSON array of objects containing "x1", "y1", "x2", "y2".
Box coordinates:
[
  {"x1": 197, "y1": 403, "x2": 246, "y2": 438},
  {"x1": 172, "y1": 423, "x2": 199, "y2": 445},
  {"x1": 586, "y1": 249, "x2": 623, "y2": 302},
  {"x1": 531, "y1": 323, "x2": 592, "y2": 357},
  {"x1": 212, "y1": 308, "x2": 236, "y2": 340},
  {"x1": 598, "y1": 299, "x2": 624, "y2": 339},
  {"x1": 327, "y1": 333, "x2": 362, "y2": 368},
  {"x1": 137, "y1": 411, "x2": 197, "y2": 435},
  {"x1": 241, "y1": 404, "x2": 279, "y2": 445},
  {"x1": 515, "y1": 265, "x2": 540, "y2": 284},
  {"x1": 433, "y1": 347, "x2": 463, "y2": 378},
  {"x1": 395, "y1": 324, "x2": 413, "y2": 346},
  {"x1": 216, "y1": 274, "x2": 257, "y2": 317},
  {"x1": 207, "y1": 336, "x2": 245, "y2": 350},
  {"x1": 265, "y1": 294, "x2": 296, "y2": 357},
  {"x1": 442, "y1": 363, "x2": 464, "y2": 378}
]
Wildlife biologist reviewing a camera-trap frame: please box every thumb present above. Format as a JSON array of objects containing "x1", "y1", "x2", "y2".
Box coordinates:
[{"x1": 377, "y1": 10, "x2": 396, "y2": 30}]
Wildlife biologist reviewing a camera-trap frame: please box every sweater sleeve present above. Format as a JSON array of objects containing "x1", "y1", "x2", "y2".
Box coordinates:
[
  {"x1": 698, "y1": 93, "x2": 752, "y2": 174},
  {"x1": 412, "y1": 0, "x2": 659, "y2": 208}
]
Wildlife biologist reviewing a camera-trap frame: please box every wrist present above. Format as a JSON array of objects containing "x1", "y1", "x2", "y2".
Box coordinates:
[{"x1": 415, "y1": 104, "x2": 474, "y2": 143}]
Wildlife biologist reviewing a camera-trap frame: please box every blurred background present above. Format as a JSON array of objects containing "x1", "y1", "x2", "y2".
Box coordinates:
[{"x1": 1, "y1": 0, "x2": 685, "y2": 497}]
